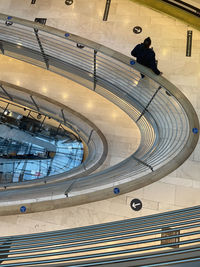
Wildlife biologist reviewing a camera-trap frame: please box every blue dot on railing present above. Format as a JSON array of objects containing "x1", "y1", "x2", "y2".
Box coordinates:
[
  {"x1": 20, "y1": 206, "x2": 26, "y2": 213},
  {"x1": 114, "y1": 187, "x2": 120, "y2": 194},
  {"x1": 130, "y1": 60, "x2": 135, "y2": 65},
  {"x1": 192, "y1": 128, "x2": 198, "y2": 134},
  {"x1": 65, "y1": 33, "x2": 70, "y2": 37},
  {"x1": 7, "y1": 16, "x2": 12, "y2": 20}
]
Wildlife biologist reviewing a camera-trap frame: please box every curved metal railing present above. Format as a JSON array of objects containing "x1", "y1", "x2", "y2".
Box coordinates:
[
  {"x1": 0, "y1": 13, "x2": 198, "y2": 213},
  {"x1": 0, "y1": 205, "x2": 200, "y2": 266},
  {"x1": 0, "y1": 81, "x2": 107, "y2": 186}
]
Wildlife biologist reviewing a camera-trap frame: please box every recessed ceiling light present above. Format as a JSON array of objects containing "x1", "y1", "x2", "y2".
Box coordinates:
[{"x1": 65, "y1": 0, "x2": 73, "y2": 5}]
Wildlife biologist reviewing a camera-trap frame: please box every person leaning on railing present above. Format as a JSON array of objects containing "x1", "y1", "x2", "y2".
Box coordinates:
[{"x1": 131, "y1": 37, "x2": 162, "y2": 78}]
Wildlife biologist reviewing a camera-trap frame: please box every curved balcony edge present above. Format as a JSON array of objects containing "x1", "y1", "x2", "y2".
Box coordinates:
[
  {"x1": 0, "y1": 80, "x2": 108, "y2": 189},
  {"x1": 0, "y1": 14, "x2": 198, "y2": 215}
]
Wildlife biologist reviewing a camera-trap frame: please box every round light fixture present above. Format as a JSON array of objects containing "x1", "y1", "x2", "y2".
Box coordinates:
[
  {"x1": 65, "y1": 0, "x2": 73, "y2": 5},
  {"x1": 133, "y1": 26, "x2": 142, "y2": 34}
]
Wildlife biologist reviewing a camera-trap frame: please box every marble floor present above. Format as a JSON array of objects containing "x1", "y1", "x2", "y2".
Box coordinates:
[{"x1": 0, "y1": 0, "x2": 199, "y2": 236}]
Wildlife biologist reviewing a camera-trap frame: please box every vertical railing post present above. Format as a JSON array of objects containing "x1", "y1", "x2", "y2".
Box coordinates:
[
  {"x1": 136, "y1": 86, "x2": 162, "y2": 122},
  {"x1": 30, "y1": 95, "x2": 40, "y2": 112},
  {"x1": 26, "y1": 110, "x2": 32, "y2": 118},
  {"x1": 34, "y1": 28, "x2": 49, "y2": 69},
  {"x1": 0, "y1": 103, "x2": 9, "y2": 120},
  {"x1": 39, "y1": 115, "x2": 46, "y2": 131},
  {"x1": 60, "y1": 109, "x2": 81, "y2": 141},
  {"x1": 0, "y1": 85, "x2": 13, "y2": 101},
  {"x1": 0, "y1": 42, "x2": 4, "y2": 55},
  {"x1": 55, "y1": 123, "x2": 62, "y2": 136},
  {"x1": 87, "y1": 129, "x2": 94, "y2": 145},
  {"x1": 61, "y1": 109, "x2": 66, "y2": 124}
]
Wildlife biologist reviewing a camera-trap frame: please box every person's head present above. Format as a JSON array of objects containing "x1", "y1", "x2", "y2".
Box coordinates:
[{"x1": 144, "y1": 37, "x2": 151, "y2": 48}]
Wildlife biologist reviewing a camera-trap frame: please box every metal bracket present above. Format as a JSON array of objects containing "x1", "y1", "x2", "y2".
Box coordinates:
[{"x1": 132, "y1": 155, "x2": 153, "y2": 172}]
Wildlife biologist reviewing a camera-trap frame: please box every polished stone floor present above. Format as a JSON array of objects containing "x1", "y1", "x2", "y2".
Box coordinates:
[{"x1": 0, "y1": 0, "x2": 199, "y2": 236}]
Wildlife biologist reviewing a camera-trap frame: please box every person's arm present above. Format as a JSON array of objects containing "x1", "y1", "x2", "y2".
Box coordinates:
[
  {"x1": 149, "y1": 51, "x2": 161, "y2": 75},
  {"x1": 131, "y1": 44, "x2": 139, "y2": 57}
]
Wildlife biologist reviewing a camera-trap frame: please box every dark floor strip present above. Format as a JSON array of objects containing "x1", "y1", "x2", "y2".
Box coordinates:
[
  {"x1": 103, "y1": 0, "x2": 111, "y2": 21},
  {"x1": 186, "y1": 30, "x2": 193, "y2": 57},
  {"x1": 161, "y1": 0, "x2": 200, "y2": 17},
  {"x1": 172, "y1": 0, "x2": 200, "y2": 12}
]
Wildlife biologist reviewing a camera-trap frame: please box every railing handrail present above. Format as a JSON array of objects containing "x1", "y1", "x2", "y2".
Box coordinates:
[{"x1": 0, "y1": 205, "x2": 200, "y2": 266}]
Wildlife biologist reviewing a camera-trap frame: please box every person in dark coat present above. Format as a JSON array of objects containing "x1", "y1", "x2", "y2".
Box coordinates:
[{"x1": 131, "y1": 37, "x2": 162, "y2": 78}]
